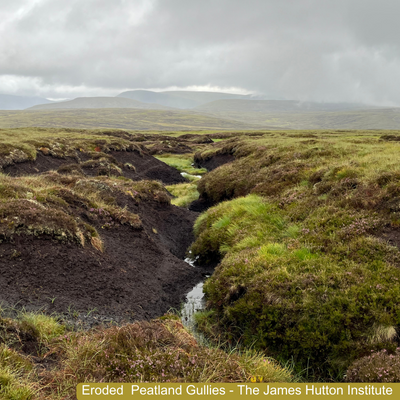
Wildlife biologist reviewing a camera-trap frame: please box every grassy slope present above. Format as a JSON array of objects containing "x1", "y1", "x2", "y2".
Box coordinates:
[
  {"x1": 191, "y1": 130, "x2": 400, "y2": 379},
  {"x1": 0, "y1": 109, "x2": 268, "y2": 130}
]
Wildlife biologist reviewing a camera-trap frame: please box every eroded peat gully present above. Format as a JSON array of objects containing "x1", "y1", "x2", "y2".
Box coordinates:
[{"x1": 0, "y1": 147, "x2": 208, "y2": 327}]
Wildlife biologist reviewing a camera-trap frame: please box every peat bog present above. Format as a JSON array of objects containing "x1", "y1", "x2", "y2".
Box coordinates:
[{"x1": 2, "y1": 127, "x2": 400, "y2": 397}]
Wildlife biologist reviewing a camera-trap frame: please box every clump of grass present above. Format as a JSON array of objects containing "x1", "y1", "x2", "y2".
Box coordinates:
[
  {"x1": 166, "y1": 183, "x2": 199, "y2": 207},
  {"x1": 0, "y1": 311, "x2": 66, "y2": 399},
  {"x1": 0, "y1": 364, "x2": 34, "y2": 400},
  {"x1": 18, "y1": 312, "x2": 65, "y2": 343},
  {"x1": 155, "y1": 154, "x2": 207, "y2": 176}
]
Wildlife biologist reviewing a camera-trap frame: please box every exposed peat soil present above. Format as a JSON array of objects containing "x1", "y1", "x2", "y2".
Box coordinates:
[
  {"x1": 0, "y1": 149, "x2": 207, "y2": 327},
  {"x1": 194, "y1": 153, "x2": 235, "y2": 171},
  {"x1": 189, "y1": 153, "x2": 236, "y2": 212}
]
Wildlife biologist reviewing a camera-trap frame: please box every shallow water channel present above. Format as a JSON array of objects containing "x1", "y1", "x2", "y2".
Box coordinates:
[
  {"x1": 181, "y1": 280, "x2": 205, "y2": 328},
  {"x1": 181, "y1": 255, "x2": 206, "y2": 324},
  {"x1": 178, "y1": 171, "x2": 208, "y2": 335},
  {"x1": 181, "y1": 256, "x2": 208, "y2": 343}
]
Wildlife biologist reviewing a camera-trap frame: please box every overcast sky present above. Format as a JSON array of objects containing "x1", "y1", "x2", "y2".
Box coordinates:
[{"x1": 0, "y1": 0, "x2": 399, "y2": 105}]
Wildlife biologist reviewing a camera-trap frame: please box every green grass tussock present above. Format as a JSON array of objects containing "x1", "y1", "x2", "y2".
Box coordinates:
[
  {"x1": 158, "y1": 153, "x2": 204, "y2": 207},
  {"x1": 155, "y1": 154, "x2": 207, "y2": 176},
  {"x1": 0, "y1": 311, "x2": 64, "y2": 400},
  {"x1": 166, "y1": 183, "x2": 199, "y2": 208}
]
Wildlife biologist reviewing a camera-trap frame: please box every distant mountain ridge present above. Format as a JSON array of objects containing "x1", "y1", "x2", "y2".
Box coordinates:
[
  {"x1": 117, "y1": 90, "x2": 252, "y2": 109},
  {"x1": 3, "y1": 89, "x2": 395, "y2": 130},
  {"x1": 28, "y1": 96, "x2": 173, "y2": 111},
  {"x1": 0, "y1": 93, "x2": 53, "y2": 110},
  {"x1": 194, "y1": 99, "x2": 383, "y2": 113}
]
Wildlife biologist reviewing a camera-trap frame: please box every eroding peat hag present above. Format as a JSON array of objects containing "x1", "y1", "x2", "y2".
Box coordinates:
[
  {"x1": 190, "y1": 130, "x2": 400, "y2": 380},
  {"x1": 0, "y1": 170, "x2": 201, "y2": 325},
  {"x1": 0, "y1": 128, "x2": 228, "y2": 325},
  {"x1": 3, "y1": 145, "x2": 186, "y2": 185}
]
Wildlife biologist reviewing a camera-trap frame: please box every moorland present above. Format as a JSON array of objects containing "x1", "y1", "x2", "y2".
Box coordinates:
[
  {"x1": 1, "y1": 126, "x2": 400, "y2": 398},
  {"x1": 3, "y1": 89, "x2": 400, "y2": 131}
]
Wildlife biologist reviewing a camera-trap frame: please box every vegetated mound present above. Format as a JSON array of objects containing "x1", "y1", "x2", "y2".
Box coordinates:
[
  {"x1": 0, "y1": 172, "x2": 201, "y2": 324},
  {"x1": 147, "y1": 140, "x2": 193, "y2": 155},
  {"x1": 190, "y1": 130, "x2": 400, "y2": 378},
  {"x1": 1, "y1": 139, "x2": 186, "y2": 185},
  {"x1": 193, "y1": 132, "x2": 275, "y2": 172},
  {"x1": 145, "y1": 133, "x2": 215, "y2": 155},
  {"x1": 0, "y1": 314, "x2": 293, "y2": 398},
  {"x1": 27, "y1": 96, "x2": 173, "y2": 111}
]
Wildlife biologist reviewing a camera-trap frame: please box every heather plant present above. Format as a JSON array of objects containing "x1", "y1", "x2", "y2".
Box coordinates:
[
  {"x1": 346, "y1": 348, "x2": 400, "y2": 383},
  {"x1": 48, "y1": 319, "x2": 293, "y2": 386},
  {"x1": 0, "y1": 310, "x2": 294, "y2": 399}
]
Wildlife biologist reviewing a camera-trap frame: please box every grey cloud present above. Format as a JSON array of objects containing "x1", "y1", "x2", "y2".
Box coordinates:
[{"x1": 0, "y1": 0, "x2": 399, "y2": 105}]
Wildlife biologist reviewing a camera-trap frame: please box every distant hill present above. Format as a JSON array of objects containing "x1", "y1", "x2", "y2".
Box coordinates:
[
  {"x1": 261, "y1": 108, "x2": 400, "y2": 130},
  {"x1": 0, "y1": 93, "x2": 53, "y2": 110},
  {"x1": 195, "y1": 99, "x2": 382, "y2": 113},
  {"x1": 27, "y1": 96, "x2": 173, "y2": 111},
  {"x1": 0, "y1": 108, "x2": 276, "y2": 130},
  {"x1": 193, "y1": 99, "x2": 394, "y2": 129},
  {"x1": 117, "y1": 90, "x2": 251, "y2": 109}
]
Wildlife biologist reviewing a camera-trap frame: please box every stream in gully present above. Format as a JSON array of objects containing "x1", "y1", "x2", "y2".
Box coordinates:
[{"x1": 178, "y1": 172, "x2": 208, "y2": 337}]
